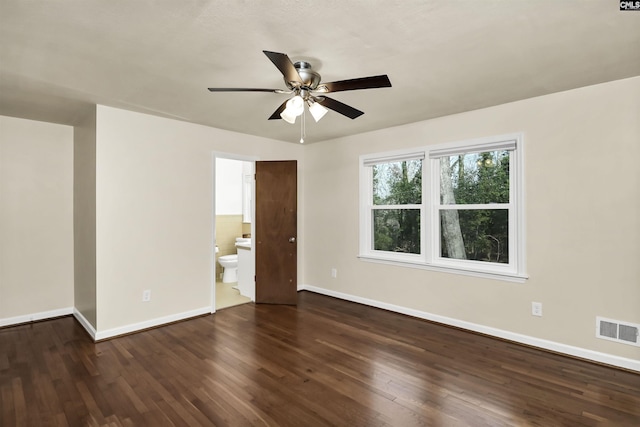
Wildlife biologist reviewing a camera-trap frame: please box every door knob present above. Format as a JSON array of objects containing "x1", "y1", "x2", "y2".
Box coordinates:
[{"x1": 289, "y1": 237, "x2": 296, "y2": 243}]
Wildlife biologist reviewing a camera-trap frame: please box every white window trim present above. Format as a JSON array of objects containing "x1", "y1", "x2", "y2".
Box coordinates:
[
  {"x1": 359, "y1": 133, "x2": 527, "y2": 283},
  {"x1": 359, "y1": 150, "x2": 427, "y2": 264}
]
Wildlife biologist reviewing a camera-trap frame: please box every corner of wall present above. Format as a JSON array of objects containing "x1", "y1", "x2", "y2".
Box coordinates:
[{"x1": 73, "y1": 105, "x2": 98, "y2": 330}]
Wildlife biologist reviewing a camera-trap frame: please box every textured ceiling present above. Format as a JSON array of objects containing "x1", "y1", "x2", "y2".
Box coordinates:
[{"x1": 1, "y1": 0, "x2": 639, "y2": 144}]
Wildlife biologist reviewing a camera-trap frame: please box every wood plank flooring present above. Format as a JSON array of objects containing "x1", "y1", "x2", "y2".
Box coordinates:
[{"x1": 1, "y1": 291, "x2": 639, "y2": 426}]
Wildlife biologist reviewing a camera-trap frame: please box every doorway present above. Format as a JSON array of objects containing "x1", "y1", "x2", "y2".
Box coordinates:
[
  {"x1": 213, "y1": 154, "x2": 255, "y2": 311},
  {"x1": 212, "y1": 155, "x2": 299, "y2": 312}
]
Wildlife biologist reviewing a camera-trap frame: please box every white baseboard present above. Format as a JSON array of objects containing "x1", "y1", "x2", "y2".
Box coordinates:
[
  {"x1": 92, "y1": 306, "x2": 211, "y2": 341},
  {"x1": 2, "y1": 306, "x2": 210, "y2": 343},
  {"x1": 298, "y1": 284, "x2": 640, "y2": 373},
  {"x1": 73, "y1": 308, "x2": 97, "y2": 340},
  {"x1": 0, "y1": 307, "x2": 73, "y2": 328}
]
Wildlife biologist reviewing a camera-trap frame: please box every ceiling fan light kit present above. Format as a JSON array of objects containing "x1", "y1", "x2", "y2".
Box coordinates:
[
  {"x1": 280, "y1": 109, "x2": 297, "y2": 124},
  {"x1": 208, "y1": 50, "x2": 392, "y2": 142},
  {"x1": 308, "y1": 101, "x2": 328, "y2": 122},
  {"x1": 281, "y1": 95, "x2": 305, "y2": 122}
]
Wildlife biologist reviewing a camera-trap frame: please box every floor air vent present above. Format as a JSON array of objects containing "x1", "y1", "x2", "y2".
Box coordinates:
[{"x1": 596, "y1": 317, "x2": 640, "y2": 347}]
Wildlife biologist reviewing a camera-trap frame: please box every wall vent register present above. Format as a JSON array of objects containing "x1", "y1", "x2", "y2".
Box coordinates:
[{"x1": 596, "y1": 317, "x2": 640, "y2": 347}]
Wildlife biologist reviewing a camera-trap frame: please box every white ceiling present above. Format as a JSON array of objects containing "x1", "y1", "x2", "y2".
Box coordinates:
[{"x1": 1, "y1": 0, "x2": 639, "y2": 144}]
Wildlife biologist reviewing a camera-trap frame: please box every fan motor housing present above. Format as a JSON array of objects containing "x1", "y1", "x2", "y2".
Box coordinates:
[{"x1": 286, "y1": 61, "x2": 321, "y2": 90}]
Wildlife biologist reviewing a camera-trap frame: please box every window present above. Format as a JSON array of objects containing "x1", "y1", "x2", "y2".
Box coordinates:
[
  {"x1": 359, "y1": 134, "x2": 526, "y2": 281},
  {"x1": 360, "y1": 152, "x2": 425, "y2": 264}
]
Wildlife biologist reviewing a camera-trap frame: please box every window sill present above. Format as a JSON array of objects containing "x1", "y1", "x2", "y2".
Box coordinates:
[{"x1": 358, "y1": 255, "x2": 528, "y2": 283}]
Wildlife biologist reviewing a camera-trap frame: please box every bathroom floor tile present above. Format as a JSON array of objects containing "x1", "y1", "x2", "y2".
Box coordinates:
[{"x1": 215, "y1": 281, "x2": 251, "y2": 310}]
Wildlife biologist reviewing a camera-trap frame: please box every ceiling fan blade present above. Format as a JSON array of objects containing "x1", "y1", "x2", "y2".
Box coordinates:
[
  {"x1": 263, "y1": 50, "x2": 303, "y2": 85},
  {"x1": 321, "y1": 75, "x2": 391, "y2": 93},
  {"x1": 208, "y1": 88, "x2": 283, "y2": 93},
  {"x1": 268, "y1": 100, "x2": 289, "y2": 120},
  {"x1": 317, "y1": 96, "x2": 364, "y2": 119}
]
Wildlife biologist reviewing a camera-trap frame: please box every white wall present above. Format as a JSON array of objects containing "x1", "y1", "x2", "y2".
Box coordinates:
[
  {"x1": 94, "y1": 105, "x2": 304, "y2": 335},
  {"x1": 215, "y1": 157, "x2": 243, "y2": 215},
  {"x1": 0, "y1": 116, "x2": 74, "y2": 323},
  {"x1": 302, "y1": 77, "x2": 640, "y2": 366}
]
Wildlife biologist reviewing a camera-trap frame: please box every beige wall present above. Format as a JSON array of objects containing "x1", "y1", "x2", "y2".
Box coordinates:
[
  {"x1": 302, "y1": 77, "x2": 640, "y2": 361},
  {"x1": 216, "y1": 215, "x2": 243, "y2": 256},
  {"x1": 0, "y1": 116, "x2": 74, "y2": 320},
  {"x1": 2, "y1": 78, "x2": 636, "y2": 366},
  {"x1": 74, "y1": 107, "x2": 97, "y2": 328},
  {"x1": 94, "y1": 105, "x2": 304, "y2": 332}
]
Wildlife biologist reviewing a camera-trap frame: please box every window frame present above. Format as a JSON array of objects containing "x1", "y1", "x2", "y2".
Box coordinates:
[
  {"x1": 359, "y1": 133, "x2": 527, "y2": 282},
  {"x1": 360, "y1": 150, "x2": 427, "y2": 264}
]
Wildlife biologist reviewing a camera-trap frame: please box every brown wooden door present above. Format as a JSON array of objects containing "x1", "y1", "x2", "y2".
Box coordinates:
[{"x1": 255, "y1": 160, "x2": 297, "y2": 304}]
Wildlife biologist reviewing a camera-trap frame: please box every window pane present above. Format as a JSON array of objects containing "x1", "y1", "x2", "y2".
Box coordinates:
[
  {"x1": 373, "y1": 159, "x2": 422, "y2": 205},
  {"x1": 440, "y1": 151, "x2": 509, "y2": 205},
  {"x1": 440, "y1": 209, "x2": 508, "y2": 263},
  {"x1": 373, "y1": 209, "x2": 421, "y2": 254}
]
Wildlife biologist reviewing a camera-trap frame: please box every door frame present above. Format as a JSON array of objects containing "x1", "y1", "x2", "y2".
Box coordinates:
[{"x1": 211, "y1": 151, "x2": 258, "y2": 313}]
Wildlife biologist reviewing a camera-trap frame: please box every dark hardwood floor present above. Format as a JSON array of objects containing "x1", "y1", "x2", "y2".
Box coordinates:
[{"x1": 1, "y1": 291, "x2": 639, "y2": 426}]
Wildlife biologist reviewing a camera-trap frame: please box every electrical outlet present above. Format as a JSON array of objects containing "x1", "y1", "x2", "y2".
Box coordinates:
[
  {"x1": 331, "y1": 268, "x2": 337, "y2": 278},
  {"x1": 143, "y1": 290, "x2": 151, "y2": 302},
  {"x1": 532, "y1": 302, "x2": 542, "y2": 317}
]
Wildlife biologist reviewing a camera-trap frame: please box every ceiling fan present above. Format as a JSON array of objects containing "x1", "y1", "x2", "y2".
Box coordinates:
[{"x1": 207, "y1": 50, "x2": 392, "y2": 129}]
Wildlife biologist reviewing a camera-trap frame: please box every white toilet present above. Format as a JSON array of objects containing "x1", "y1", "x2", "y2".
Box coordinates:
[
  {"x1": 218, "y1": 254, "x2": 238, "y2": 283},
  {"x1": 218, "y1": 238, "x2": 251, "y2": 283}
]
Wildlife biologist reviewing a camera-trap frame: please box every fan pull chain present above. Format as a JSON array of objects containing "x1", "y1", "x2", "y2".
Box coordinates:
[{"x1": 300, "y1": 108, "x2": 306, "y2": 143}]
